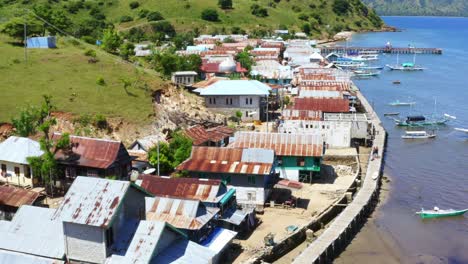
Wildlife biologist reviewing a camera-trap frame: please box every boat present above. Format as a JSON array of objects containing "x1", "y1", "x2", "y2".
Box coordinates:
[
  {"x1": 384, "y1": 112, "x2": 400, "y2": 116},
  {"x1": 358, "y1": 65, "x2": 384, "y2": 70},
  {"x1": 386, "y1": 54, "x2": 426, "y2": 71},
  {"x1": 393, "y1": 80, "x2": 401, "y2": 84},
  {"x1": 388, "y1": 100, "x2": 416, "y2": 106},
  {"x1": 454, "y1": 128, "x2": 468, "y2": 133},
  {"x1": 353, "y1": 70, "x2": 381, "y2": 77},
  {"x1": 334, "y1": 60, "x2": 366, "y2": 69},
  {"x1": 401, "y1": 130, "x2": 436, "y2": 139},
  {"x1": 394, "y1": 114, "x2": 456, "y2": 127},
  {"x1": 416, "y1": 207, "x2": 468, "y2": 219}
]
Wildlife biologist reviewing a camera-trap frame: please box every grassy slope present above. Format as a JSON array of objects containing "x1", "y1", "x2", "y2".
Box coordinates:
[{"x1": 0, "y1": 35, "x2": 161, "y2": 124}]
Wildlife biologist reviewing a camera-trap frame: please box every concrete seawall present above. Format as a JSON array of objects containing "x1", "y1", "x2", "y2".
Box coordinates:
[{"x1": 292, "y1": 90, "x2": 387, "y2": 264}]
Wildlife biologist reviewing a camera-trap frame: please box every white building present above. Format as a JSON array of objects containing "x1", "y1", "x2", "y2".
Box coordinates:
[
  {"x1": 171, "y1": 71, "x2": 198, "y2": 86},
  {"x1": 0, "y1": 136, "x2": 43, "y2": 187}
]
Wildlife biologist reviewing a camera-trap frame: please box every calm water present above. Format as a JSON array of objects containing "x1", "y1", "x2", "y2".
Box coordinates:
[{"x1": 347, "y1": 17, "x2": 468, "y2": 262}]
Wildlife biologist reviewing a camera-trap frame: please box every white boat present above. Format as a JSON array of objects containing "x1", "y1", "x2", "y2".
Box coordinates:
[
  {"x1": 401, "y1": 131, "x2": 436, "y2": 139},
  {"x1": 388, "y1": 100, "x2": 416, "y2": 106},
  {"x1": 386, "y1": 54, "x2": 426, "y2": 71},
  {"x1": 454, "y1": 128, "x2": 468, "y2": 133}
]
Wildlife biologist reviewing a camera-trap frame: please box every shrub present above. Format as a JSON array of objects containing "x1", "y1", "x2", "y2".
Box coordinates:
[
  {"x1": 147, "y1": 11, "x2": 164, "y2": 21},
  {"x1": 218, "y1": 0, "x2": 232, "y2": 9},
  {"x1": 251, "y1": 4, "x2": 268, "y2": 17},
  {"x1": 119, "y1": 15, "x2": 134, "y2": 23},
  {"x1": 298, "y1": 13, "x2": 309, "y2": 21},
  {"x1": 138, "y1": 9, "x2": 150, "y2": 18},
  {"x1": 93, "y1": 114, "x2": 108, "y2": 129},
  {"x1": 84, "y1": 49, "x2": 97, "y2": 57},
  {"x1": 333, "y1": 0, "x2": 351, "y2": 15},
  {"x1": 96, "y1": 77, "x2": 105, "y2": 86},
  {"x1": 201, "y1": 8, "x2": 219, "y2": 21},
  {"x1": 291, "y1": 5, "x2": 301, "y2": 12},
  {"x1": 129, "y1": 1, "x2": 139, "y2": 9},
  {"x1": 150, "y1": 20, "x2": 176, "y2": 37}
]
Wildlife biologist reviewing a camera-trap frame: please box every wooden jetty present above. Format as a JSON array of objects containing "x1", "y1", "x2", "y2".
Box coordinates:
[
  {"x1": 293, "y1": 91, "x2": 387, "y2": 264},
  {"x1": 321, "y1": 46, "x2": 442, "y2": 55}
]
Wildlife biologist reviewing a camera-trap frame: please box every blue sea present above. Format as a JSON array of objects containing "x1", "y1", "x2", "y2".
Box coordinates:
[{"x1": 345, "y1": 17, "x2": 468, "y2": 263}]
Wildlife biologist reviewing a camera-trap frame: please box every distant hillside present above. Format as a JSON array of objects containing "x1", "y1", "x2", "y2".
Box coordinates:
[
  {"x1": 0, "y1": 0, "x2": 383, "y2": 39},
  {"x1": 362, "y1": 0, "x2": 468, "y2": 16}
]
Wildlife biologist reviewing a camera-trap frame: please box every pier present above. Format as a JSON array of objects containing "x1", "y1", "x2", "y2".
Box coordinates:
[
  {"x1": 291, "y1": 91, "x2": 387, "y2": 264},
  {"x1": 320, "y1": 46, "x2": 442, "y2": 55}
]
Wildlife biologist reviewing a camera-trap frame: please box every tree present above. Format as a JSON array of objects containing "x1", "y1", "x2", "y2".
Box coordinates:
[
  {"x1": 1, "y1": 17, "x2": 42, "y2": 43},
  {"x1": 173, "y1": 32, "x2": 194, "y2": 50},
  {"x1": 236, "y1": 51, "x2": 254, "y2": 71},
  {"x1": 302, "y1": 23, "x2": 311, "y2": 35},
  {"x1": 129, "y1": 1, "x2": 140, "y2": 9},
  {"x1": 148, "y1": 142, "x2": 174, "y2": 174},
  {"x1": 119, "y1": 42, "x2": 135, "y2": 60},
  {"x1": 147, "y1": 132, "x2": 193, "y2": 175},
  {"x1": 147, "y1": 11, "x2": 164, "y2": 21},
  {"x1": 12, "y1": 106, "x2": 40, "y2": 137},
  {"x1": 150, "y1": 20, "x2": 176, "y2": 37},
  {"x1": 333, "y1": 0, "x2": 351, "y2": 15},
  {"x1": 170, "y1": 132, "x2": 193, "y2": 166},
  {"x1": 101, "y1": 28, "x2": 122, "y2": 53},
  {"x1": 251, "y1": 4, "x2": 268, "y2": 17},
  {"x1": 218, "y1": 0, "x2": 233, "y2": 9},
  {"x1": 201, "y1": 9, "x2": 219, "y2": 21}
]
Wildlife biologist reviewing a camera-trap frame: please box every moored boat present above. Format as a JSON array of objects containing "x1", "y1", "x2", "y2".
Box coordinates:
[
  {"x1": 416, "y1": 207, "x2": 468, "y2": 219},
  {"x1": 401, "y1": 130, "x2": 436, "y2": 139},
  {"x1": 454, "y1": 128, "x2": 468, "y2": 133},
  {"x1": 388, "y1": 100, "x2": 416, "y2": 106},
  {"x1": 394, "y1": 114, "x2": 456, "y2": 127}
]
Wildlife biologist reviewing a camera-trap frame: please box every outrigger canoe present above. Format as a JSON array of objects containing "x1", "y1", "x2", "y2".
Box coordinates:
[{"x1": 416, "y1": 207, "x2": 468, "y2": 219}]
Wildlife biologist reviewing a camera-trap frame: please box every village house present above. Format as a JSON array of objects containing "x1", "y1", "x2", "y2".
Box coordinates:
[
  {"x1": 251, "y1": 60, "x2": 293, "y2": 85},
  {"x1": 183, "y1": 125, "x2": 235, "y2": 147},
  {"x1": 200, "y1": 55, "x2": 248, "y2": 78},
  {"x1": 52, "y1": 176, "x2": 150, "y2": 264},
  {"x1": 106, "y1": 220, "x2": 218, "y2": 264},
  {"x1": 0, "y1": 185, "x2": 40, "y2": 220},
  {"x1": 52, "y1": 134, "x2": 132, "y2": 186},
  {"x1": 0, "y1": 136, "x2": 44, "y2": 188},
  {"x1": 177, "y1": 146, "x2": 276, "y2": 210},
  {"x1": 229, "y1": 132, "x2": 324, "y2": 182},
  {"x1": 292, "y1": 97, "x2": 351, "y2": 113},
  {"x1": 127, "y1": 134, "x2": 164, "y2": 173},
  {"x1": 171, "y1": 71, "x2": 198, "y2": 87},
  {"x1": 196, "y1": 80, "x2": 271, "y2": 121}
]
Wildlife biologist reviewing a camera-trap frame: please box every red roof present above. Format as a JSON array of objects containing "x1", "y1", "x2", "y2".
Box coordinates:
[
  {"x1": 281, "y1": 109, "x2": 323, "y2": 121},
  {"x1": 0, "y1": 185, "x2": 40, "y2": 208},
  {"x1": 292, "y1": 98, "x2": 349, "y2": 113},
  {"x1": 137, "y1": 175, "x2": 224, "y2": 202},
  {"x1": 177, "y1": 147, "x2": 273, "y2": 175},
  {"x1": 300, "y1": 83, "x2": 351, "y2": 91},
  {"x1": 184, "y1": 125, "x2": 234, "y2": 146},
  {"x1": 53, "y1": 133, "x2": 130, "y2": 169}
]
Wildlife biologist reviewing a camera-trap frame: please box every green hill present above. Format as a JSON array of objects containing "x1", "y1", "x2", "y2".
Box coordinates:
[
  {"x1": 362, "y1": 0, "x2": 468, "y2": 16},
  {"x1": 0, "y1": 34, "x2": 161, "y2": 124},
  {"x1": 0, "y1": 0, "x2": 383, "y2": 40}
]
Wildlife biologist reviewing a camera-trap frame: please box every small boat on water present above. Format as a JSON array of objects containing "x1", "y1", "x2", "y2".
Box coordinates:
[
  {"x1": 454, "y1": 128, "x2": 468, "y2": 133},
  {"x1": 394, "y1": 114, "x2": 456, "y2": 127},
  {"x1": 393, "y1": 80, "x2": 401, "y2": 84},
  {"x1": 353, "y1": 70, "x2": 381, "y2": 77},
  {"x1": 416, "y1": 207, "x2": 468, "y2": 219},
  {"x1": 388, "y1": 100, "x2": 416, "y2": 106},
  {"x1": 386, "y1": 54, "x2": 426, "y2": 71},
  {"x1": 401, "y1": 130, "x2": 436, "y2": 139},
  {"x1": 358, "y1": 65, "x2": 384, "y2": 70},
  {"x1": 384, "y1": 112, "x2": 400, "y2": 116}
]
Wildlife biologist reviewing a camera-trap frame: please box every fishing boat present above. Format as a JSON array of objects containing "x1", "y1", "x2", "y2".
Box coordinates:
[
  {"x1": 401, "y1": 130, "x2": 436, "y2": 139},
  {"x1": 393, "y1": 80, "x2": 401, "y2": 84},
  {"x1": 416, "y1": 207, "x2": 468, "y2": 219},
  {"x1": 353, "y1": 70, "x2": 381, "y2": 77},
  {"x1": 394, "y1": 114, "x2": 456, "y2": 127},
  {"x1": 334, "y1": 60, "x2": 366, "y2": 69},
  {"x1": 358, "y1": 65, "x2": 384, "y2": 70},
  {"x1": 386, "y1": 54, "x2": 425, "y2": 71},
  {"x1": 388, "y1": 100, "x2": 416, "y2": 106},
  {"x1": 384, "y1": 112, "x2": 400, "y2": 116},
  {"x1": 454, "y1": 128, "x2": 468, "y2": 134}
]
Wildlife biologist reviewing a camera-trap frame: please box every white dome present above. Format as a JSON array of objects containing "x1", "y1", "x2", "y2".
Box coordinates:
[{"x1": 219, "y1": 58, "x2": 237, "y2": 72}]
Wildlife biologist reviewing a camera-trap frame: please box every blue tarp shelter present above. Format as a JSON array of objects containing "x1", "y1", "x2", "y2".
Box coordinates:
[{"x1": 26, "y1": 36, "x2": 57, "y2": 49}]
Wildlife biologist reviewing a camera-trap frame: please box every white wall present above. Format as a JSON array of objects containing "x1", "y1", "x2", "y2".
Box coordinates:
[
  {"x1": 234, "y1": 186, "x2": 266, "y2": 209},
  {"x1": 0, "y1": 161, "x2": 33, "y2": 187},
  {"x1": 279, "y1": 120, "x2": 351, "y2": 148},
  {"x1": 63, "y1": 222, "x2": 107, "y2": 263}
]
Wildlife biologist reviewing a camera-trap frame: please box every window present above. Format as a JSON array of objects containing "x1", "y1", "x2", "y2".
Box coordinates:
[
  {"x1": 1, "y1": 164, "x2": 6, "y2": 175},
  {"x1": 209, "y1": 98, "x2": 212, "y2": 104},
  {"x1": 213, "y1": 98, "x2": 216, "y2": 104},
  {"x1": 245, "y1": 98, "x2": 249, "y2": 104},
  {"x1": 24, "y1": 165, "x2": 31, "y2": 178},
  {"x1": 250, "y1": 98, "x2": 253, "y2": 104},
  {"x1": 230, "y1": 98, "x2": 233, "y2": 105},
  {"x1": 297, "y1": 158, "x2": 305, "y2": 167},
  {"x1": 14, "y1": 167, "x2": 20, "y2": 176},
  {"x1": 87, "y1": 169, "x2": 99, "y2": 177},
  {"x1": 226, "y1": 98, "x2": 229, "y2": 105},
  {"x1": 247, "y1": 176, "x2": 256, "y2": 185},
  {"x1": 245, "y1": 111, "x2": 249, "y2": 117}
]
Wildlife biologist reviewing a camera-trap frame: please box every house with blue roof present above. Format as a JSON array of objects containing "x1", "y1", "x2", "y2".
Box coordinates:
[{"x1": 195, "y1": 80, "x2": 271, "y2": 121}]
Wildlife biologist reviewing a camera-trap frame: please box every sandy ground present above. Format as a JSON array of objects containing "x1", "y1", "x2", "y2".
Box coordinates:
[{"x1": 232, "y1": 154, "x2": 360, "y2": 264}]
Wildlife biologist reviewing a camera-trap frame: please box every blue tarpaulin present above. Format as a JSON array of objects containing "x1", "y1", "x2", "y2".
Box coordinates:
[{"x1": 26, "y1": 36, "x2": 56, "y2": 49}]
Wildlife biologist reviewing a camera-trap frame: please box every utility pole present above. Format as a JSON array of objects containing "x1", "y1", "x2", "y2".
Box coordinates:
[
  {"x1": 156, "y1": 126, "x2": 160, "y2": 176},
  {"x1": 24, "y1": 23, "x2": 27, "y2": 62},
  {"x1": 266, "y1": 94, "x2": 269, "y2": 133}
]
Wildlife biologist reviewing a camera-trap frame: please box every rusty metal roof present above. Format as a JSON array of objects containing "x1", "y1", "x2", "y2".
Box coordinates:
[
  {"x1": 145, "y1": 196, "x2": 219, "y2": 230},
  {"x1": 300, "y1": 83, "x2": 351, "y2": 91},
  {"x1": 292, "y1": 98, "x2": 350, "y2": 113},
  {"x1": 282, "y1": 109, "x2": 322, "y2": 121},
  {"x1": 229, "y1": 132, "x2": 323, "y2": 157},
  {"x1": 137, "y1": 175, "x2": 225, "y2": 203},
  {"x1": 184, "y1": 125, "x2": 234, "y2": 146},
  {"x1": 176, "y1": 147, "x2": 274, "y2": 175},
  {"x1": 52, "y1": 176, "x2": 130, "y2": 228},
  {"x1": 53, "y1": 133, "x2": 130, "y2": 169},
  {"x1": 0, "y1": 185, "x2": 40, "y2": 208}
]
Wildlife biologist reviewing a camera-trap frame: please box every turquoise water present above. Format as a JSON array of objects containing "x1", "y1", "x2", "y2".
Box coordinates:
[{"x1": 347, "y1": 17, "x2": 468, "y2": 262}]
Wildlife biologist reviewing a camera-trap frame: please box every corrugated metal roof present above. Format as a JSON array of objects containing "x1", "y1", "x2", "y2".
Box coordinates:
[
  {"x1": 199, "y1": 80, "x2": 271, "y2": 96},
  {"x1": 53, "y1": 133, "x2": 130, "y2": 169},
  {"x1": 153, "y1": 239, "x2": 215, "y2": 264},
  {"x1": 0, "y1": 136, "x2": 43, "y2": 164},
  {"x1": 299, "y1": 90, "x2": 342, "y2": 98},
  {"x1": 52, "y1": 176, "x2": 130, "y2": 228},
  {"x1": 229, "y1": 132, "x2": 323, "y2": 157},
  {"x1": 192, "y1": 77, "x2": 229, "y2": 89},
  {"x1": 138, "y1": 175, "x2": 225, "y2": 203},
  {"x1": 282, "y1": 109, "x2": 322, "y2": 121},
  {"x1": 145, "y1": 197, "x2": 219, "y2": 230},
  {"x1": 0, "y1": 205, "x2": 64, "y2": 259},
  {"x1": 200, "y1": 227, "x2": 237, "y2": 254},
  {"x1": 184, "y1": 125, "x2": 234, "y2": 146},
  {"x1": 0, "y1": 250, "x2": 64, "y2": 264},
  {"x1": 300, "y1": 83, "x2": 351, "y2": 91},
  {"x1": 176, "y1": 147, "x2": 274, "y2": 175},
  {"x1": 0, "y1": 185, "x2": 40, "y2": 208},
  {"x1": 292, "y1": 98, "x2": 350, "y2": 113}
]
